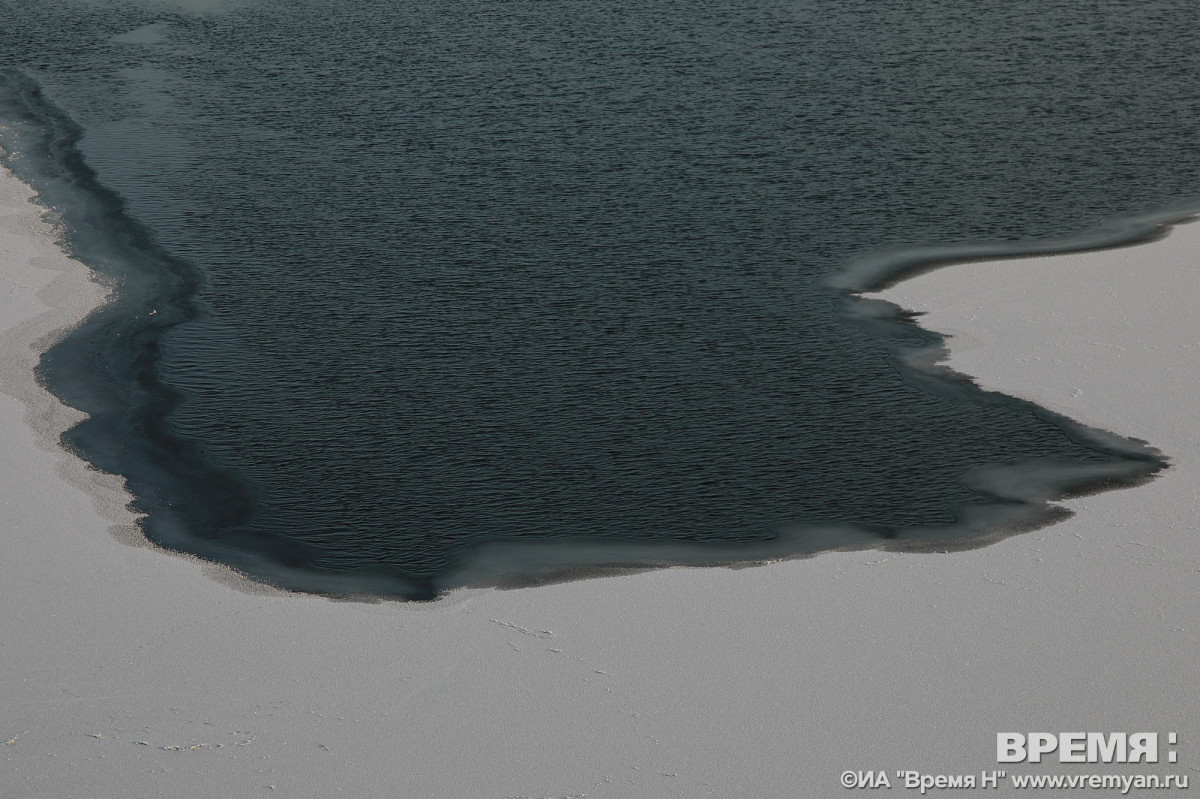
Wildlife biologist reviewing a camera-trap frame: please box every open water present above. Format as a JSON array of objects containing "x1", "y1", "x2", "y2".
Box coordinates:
[{"x1": 2, "y1": 0, "x2": 1197, "y2": 598}]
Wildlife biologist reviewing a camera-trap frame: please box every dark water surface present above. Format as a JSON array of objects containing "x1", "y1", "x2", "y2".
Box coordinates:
[{"x1": 2, "y1": 0, "x2": 1197, "y2": 598}]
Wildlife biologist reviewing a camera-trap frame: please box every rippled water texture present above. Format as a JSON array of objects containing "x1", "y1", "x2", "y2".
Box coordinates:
[{"x1": 3, "y1": 0, "x2": 1198, "y2": 598}]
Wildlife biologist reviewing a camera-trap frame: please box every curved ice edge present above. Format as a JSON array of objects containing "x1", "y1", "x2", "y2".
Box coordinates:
[
  {"x1": 824, "y1": 205, "x2": 1200, "y2": 475},
  {"x1": 824, "y1": 204, "x2": 1200, "y2": 295},
  {"x1": 0, "y1": 66, "x2": 1183, "y2": 602},
  {"x1": 143, "y1": 448, "x2": 1152, "y2": 602}
]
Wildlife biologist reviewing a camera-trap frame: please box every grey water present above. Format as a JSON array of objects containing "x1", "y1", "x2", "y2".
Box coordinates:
[{"x1": 2, "y1": 0, "x2": 1196, "y2": 599}]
